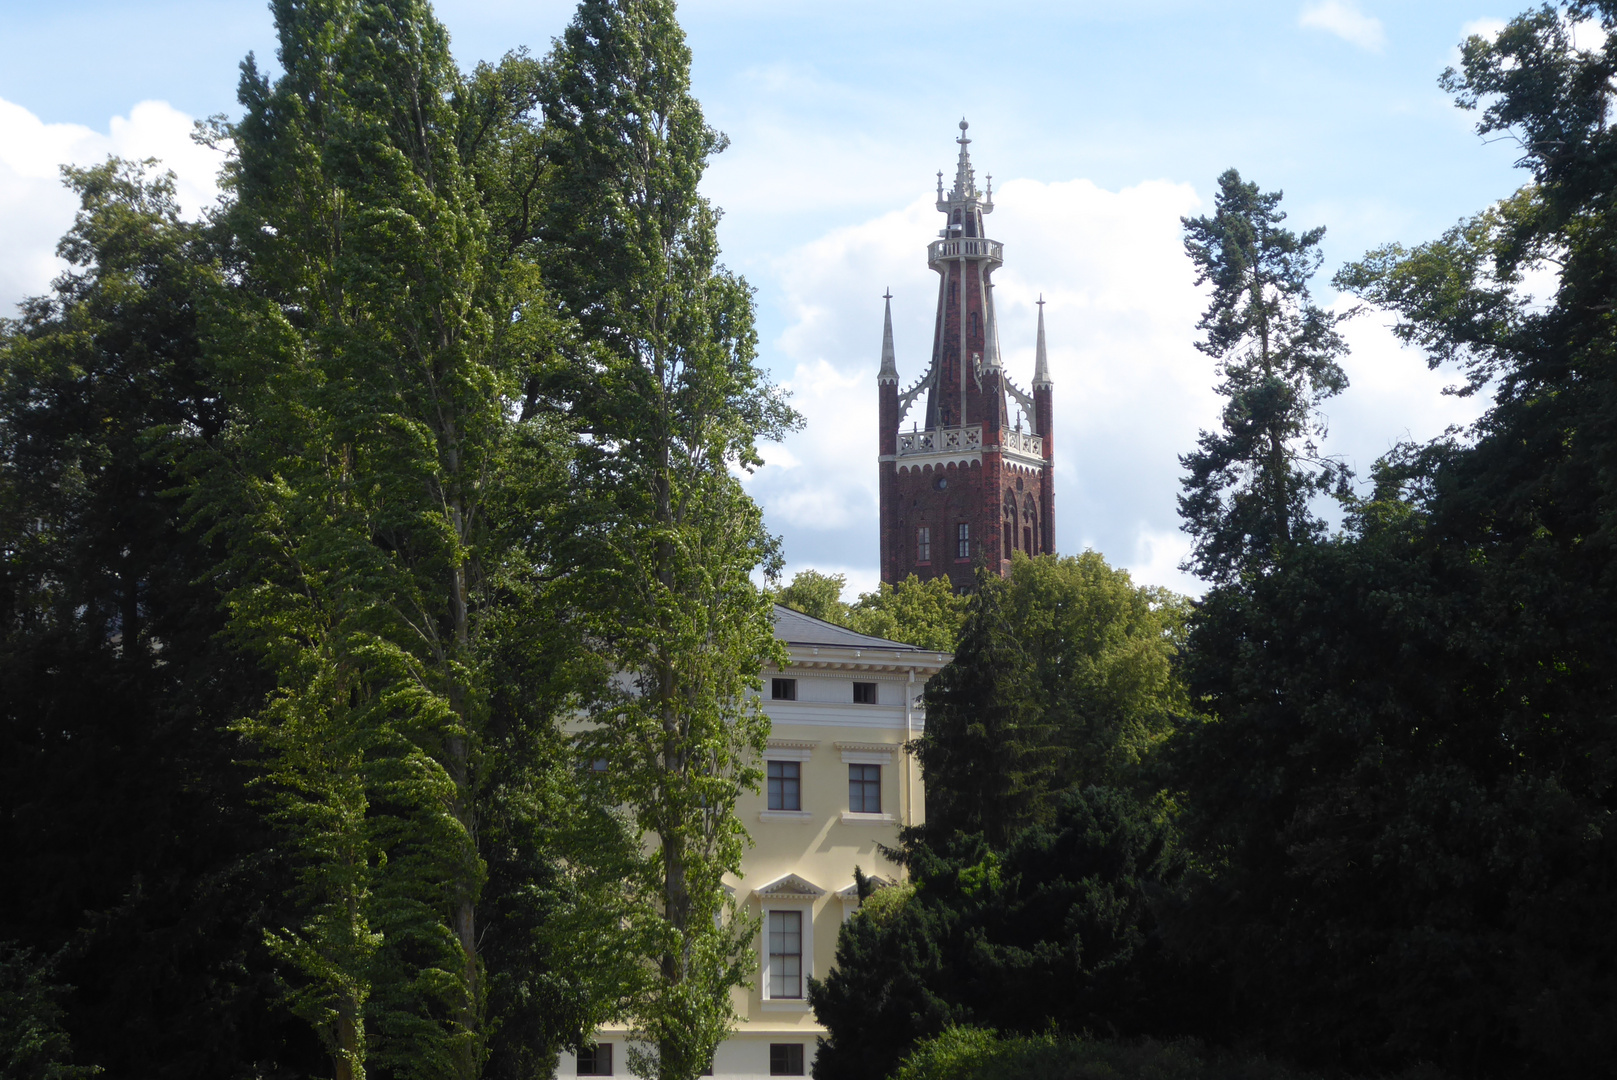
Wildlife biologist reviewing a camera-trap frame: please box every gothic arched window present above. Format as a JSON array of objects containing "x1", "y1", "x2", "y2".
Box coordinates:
[
  {"x1": 1003, "y1": 490, "x2": 1018, "y2": 556},
  {"x1": 1023, "y1": 495, "x2": 1038, "y2": 555}
]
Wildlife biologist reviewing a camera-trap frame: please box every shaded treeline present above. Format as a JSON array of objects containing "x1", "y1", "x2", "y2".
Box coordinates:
[
  {"x1": 810, "y1": 5, "x2": 1617, "y2": 1079},
  {"x1": 0, "y1": 2, "x2": 792, "y2": 1079}
]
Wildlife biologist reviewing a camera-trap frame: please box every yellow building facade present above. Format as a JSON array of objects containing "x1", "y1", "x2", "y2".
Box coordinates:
[{"x1": 558, "y1": 605, "x2": 950, "y2": 1080}]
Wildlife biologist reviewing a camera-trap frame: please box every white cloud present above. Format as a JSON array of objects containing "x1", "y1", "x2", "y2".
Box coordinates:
[
  {"x1": 0, "y1": 97, "x2": 224, "y2": 315},
  {"x1": 1460, "y1": 17, "x2": 1507, "y2": 41},
  {"x1": 1300, "y1": 1, "x2": 1387, "y2": 52}
]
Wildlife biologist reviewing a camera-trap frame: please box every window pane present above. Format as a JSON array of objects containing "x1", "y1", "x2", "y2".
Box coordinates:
[
  {"x1": 578, "y1": 1043, "x2": 613, "y2": 1076},
  {"x1": 853, "y1": 682, "x2": 877, "y2": 705},
  {"x1": 767, "y1": 761, "x2": 800, "y2": 811},
  {"x1": 849, "y1": 764, "x2": 881, "y2": 814},
  {"x1": 770, "y1": 1044, "x2": 805, "y2": 1076},
  {"x1": 768, "y1": 910, "x2": 803, "y2": 998},
  {"x1": 771, "y1": 677, "x2": 796, "y2": 701}
]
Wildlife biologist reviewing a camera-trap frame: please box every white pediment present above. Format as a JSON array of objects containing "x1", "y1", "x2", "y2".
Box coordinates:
[
  {"x1": 753, "y1": 873, "x2": 825, "y2": 900},
  {"x1": 835, "y1": 875, "x2": 894, "y2": 901}
]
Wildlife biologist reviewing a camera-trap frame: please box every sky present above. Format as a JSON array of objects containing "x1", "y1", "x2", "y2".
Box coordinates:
[{"x1": 0, "y1": 0, "x2": 1531, "y2": 596}]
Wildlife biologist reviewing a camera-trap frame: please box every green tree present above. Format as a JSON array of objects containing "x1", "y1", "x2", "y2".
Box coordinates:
[
  {"x1": 1168, "y1": 6, "x2": 1617, "y2": 1075},
  {"x1": 848, "y1": 574, "x2": 967, "y2": 651},
  {"x1": 914, "y1": 568, "x2": 1054, "y2": 847},
  {"x1": 0, "y1": 160, "x2": 319, "y2": 1078},
  {"x1": 775, "y1": 570, "x2": 851, "y2": 624},
  {"x1": 1179, "y1": 171, "x2": 1349, "y2": 583},
  {"x1": 809, "y1": 788, "x2": 1194, "y2": 1080},
  {"x1": 774, "y1": 569, "x2": 967, "y2": 651},
  {"x1": 193, "y1": 2, "x2": 597, "y2": 1075},
  {"x1": 537, "y1": 2, "x2": 799, "y2": 1078},
  {"x1": 0, "y1": 945, "x2": 99, "y2": 1080},
  {"x1": 913, "y1": 554, "x2": 1188, "y2": 846},
  {"x1": 1002, "y1": 553, "x2": 1188, "y2": 792}
]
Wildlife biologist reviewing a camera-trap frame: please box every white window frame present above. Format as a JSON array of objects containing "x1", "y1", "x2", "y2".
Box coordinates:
[
  {"x1": 760, "y1": 743, "x2": 815, "y2": 823},
  {"x1": 760, "y1": 903, "x2": 814, "y2": 1009},
  {"x1": 838, "y1": 744, "x2": 899, "y2": 824}
]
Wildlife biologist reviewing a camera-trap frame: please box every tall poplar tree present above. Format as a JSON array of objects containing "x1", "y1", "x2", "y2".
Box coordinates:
[
  {"x1": 1179, "y1": 172, "x2": 1349, "y2": 583},
  {"x1": 192, "y1": 2, "x2": 597, "y2": 1076},
  {"x1": 537, "y1": 3, "x2": 798, "y2": 1078}
]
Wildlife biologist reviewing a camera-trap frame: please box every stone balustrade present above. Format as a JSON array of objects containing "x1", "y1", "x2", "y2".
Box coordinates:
[{"x1": 926, "y1": 237, "x2": 1003, "y2": 268}]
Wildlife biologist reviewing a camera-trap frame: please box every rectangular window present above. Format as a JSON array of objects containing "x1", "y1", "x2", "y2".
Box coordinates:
[
  {"x1": 849, "y1": 764, "x2": 881, "y2": 814},
  {"x1": 771, "y1": 677, "x2": 797, "y2": 701},
  {"x1": 770, "y1": 1044, "x2": 806, "y2": 1076},
  {"x1": 768, "y1": 911, "x2": 803, "y2": 999},
  {"x1": 916, "y1": 527, "x2": 931, "y2": 563},
  {"x1": 957, "y1": 523, "x2": 970, "y2": 559},
  {"x1": 577, "y1": 1044, "x2": 613, "y2": 1076},
  {"x1": 852, "y1": 681, "x2": 877, "y2": 705},
  {"x1": 767, "y1": 761, "x2": 801, "y2": 811}
]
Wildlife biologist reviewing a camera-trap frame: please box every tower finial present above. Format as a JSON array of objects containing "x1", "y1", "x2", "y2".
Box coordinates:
[
  {"x1": 878, "y1": 289, "x2": 899, "y2": 385},
  {"x1": 1033, "y1": 294, "x2": 1052, "y2": 388}
]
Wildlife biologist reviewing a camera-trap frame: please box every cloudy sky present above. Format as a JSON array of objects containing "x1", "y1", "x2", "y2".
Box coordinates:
[{"x1": 1, "y1": 0, "x2": 1528, "y2": 595}]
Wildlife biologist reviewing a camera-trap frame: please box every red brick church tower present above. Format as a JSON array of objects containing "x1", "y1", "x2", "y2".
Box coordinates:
[{"x1": 878, "y1": 120, "x2": 1055, "y2": 591}]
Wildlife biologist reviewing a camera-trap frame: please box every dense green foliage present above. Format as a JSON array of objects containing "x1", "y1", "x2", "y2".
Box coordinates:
[
  {"x1": 1, "y1": 1, "x2": 784, "y2": 1078},
  {"x1": 915, "y1": 554, "x2": 1187, "y2": 844},
  {"x1": 816, "y1": 8, "x2": 1617, "y2": 1080},
  {"x1": 809, "y1": 788, "x2": 1196, "y2": 1080},
  {"x1": 1168, "y1": 3, "x2": 1617, "y2": 1076},
  {"x1": 774, "y1": 569, "x2": 966, "y2": 650},
  {"x1": 0, "y1": 161, "x2": 321, "y2": 1077},
  {"x1": 535, "y1": 3, "x2": 798, "y2": 1078},
  {"x1": 891, "y1": 1027, "x2": 1349, "y2": 1080},
  {"x1": 10, "y1": 3, "x2": 1617, "y2": 1080},
  {"x1": 811, "y1": 552, "x2": 1197, "y2": 1080}
]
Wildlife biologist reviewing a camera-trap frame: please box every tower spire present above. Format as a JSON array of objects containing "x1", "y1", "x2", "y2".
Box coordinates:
[
  {"x1": 877, "y1": 289, "x2": 899, "y2": 385},
  {"x1": 1033, "y1": 294, "x2": 1052, "y2": 387}
]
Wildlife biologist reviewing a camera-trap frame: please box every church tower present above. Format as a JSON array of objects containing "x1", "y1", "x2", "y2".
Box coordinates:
[{"x1": 878, "y1": 120, "x2": 1055, "y2": 591}]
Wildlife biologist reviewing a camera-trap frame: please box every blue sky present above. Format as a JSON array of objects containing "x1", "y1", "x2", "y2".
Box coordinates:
[{"x1": 0, "y1": 0, "x2": 1529, "y2": 594}]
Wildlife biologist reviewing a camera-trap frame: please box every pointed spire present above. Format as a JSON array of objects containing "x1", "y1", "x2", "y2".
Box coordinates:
[
  {"x1": 877, "y1": 289, "x2": 899, "y2": 385},
  {"x1": 950, "y1": 118, "x2": 974, "y2": 203},
  {"x1": 1033, "y1": 295, "x2": 1052, "y2": 387}
]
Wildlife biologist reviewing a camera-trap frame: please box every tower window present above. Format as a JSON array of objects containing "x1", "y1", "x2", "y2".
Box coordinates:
[
  {"x1": 767, "y1": 761, "x2": 801, "y2": 811},
  {"x1": 970, "y1": 311, "x2": 979, "y2": 340},
  {"x1": 853, "y1": 682, "x2": 877, "y2": 705},
  {"x1": 916, "y1": 527, "x2": 931, "y2": 563},
  {"x1": 957, "y1": 523, "x2": 970, "y2": 559},
  {"x1": 771, "y1": 678, "x2": 797, "y2": 701},
  {"x1": 1025, "y1": 526, "x2": 1034, "y2": 554}
]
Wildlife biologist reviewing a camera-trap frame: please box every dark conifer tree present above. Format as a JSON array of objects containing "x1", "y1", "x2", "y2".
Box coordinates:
[
  {"x1": 1179, "y1": 171, "x2": 1349, "y2": 583},
  {"x1": 913, "y1": 568, "x2": 1055, "y2": 848}
]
